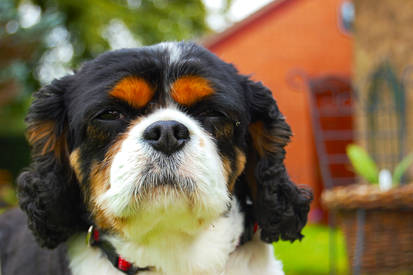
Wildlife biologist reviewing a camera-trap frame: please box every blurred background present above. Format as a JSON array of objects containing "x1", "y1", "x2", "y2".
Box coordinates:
[{"x1": 2, "y1": 0, "x2": 413, "y2": 274}]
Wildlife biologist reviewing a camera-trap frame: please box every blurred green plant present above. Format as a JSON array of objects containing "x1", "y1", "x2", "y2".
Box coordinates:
[
  {"x1": 392, "y1": 153, "x2": 413, "y2": 185},
  {"x1": 0, "y1": 0, "x2": 54, "y2": 133},
  {"x1": 346, "y1": 144, "x2": 379, "y2": 184},
  {"x1": 0, "y1": 185, "x2": 17, "y2": 206},
  {"x1": 346, "y1": 144, "x2": 413, "y2": 186},
  {"x1": 0, "y1": 169, "x2": 18, "y2": 213}
]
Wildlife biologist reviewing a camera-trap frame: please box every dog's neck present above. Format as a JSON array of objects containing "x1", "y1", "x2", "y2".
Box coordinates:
[{"x1": 67, "y1": 198, "x2": 245, "y2": 275}]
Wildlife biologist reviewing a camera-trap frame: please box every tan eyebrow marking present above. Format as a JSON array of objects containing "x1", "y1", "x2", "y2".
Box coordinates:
[
  {"x1": 109, "y1": 76, "x2": 154, "y2": 108},
  {"x1": 171, "y1": 76, "x2": 215, "y2": 106}
]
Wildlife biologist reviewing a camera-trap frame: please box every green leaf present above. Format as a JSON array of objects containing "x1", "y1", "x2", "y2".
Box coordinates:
[
  {"x1": 392, "y1": 153, "x2": 413, "y2": 185},
  {"x1": 346, "y1": 144, "x2": 379, "y2": 184}
]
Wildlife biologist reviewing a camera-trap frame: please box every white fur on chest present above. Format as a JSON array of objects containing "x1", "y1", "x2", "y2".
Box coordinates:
[{"x1": 67, "y1": 200, "x2": 284, "y2": 275}]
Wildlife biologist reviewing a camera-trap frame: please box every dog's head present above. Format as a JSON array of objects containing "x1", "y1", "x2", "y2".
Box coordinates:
[{"x1": 17, "y1": 42, "x2": 312, "y2": 248}]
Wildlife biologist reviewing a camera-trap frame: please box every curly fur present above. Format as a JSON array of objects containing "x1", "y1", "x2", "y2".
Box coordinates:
[
  {"x1": 243, "y1": 79, "x2": 313, "y2": 243},
  {"x1": 17, "y1": 78, "x2": 88, "y2": 249}
]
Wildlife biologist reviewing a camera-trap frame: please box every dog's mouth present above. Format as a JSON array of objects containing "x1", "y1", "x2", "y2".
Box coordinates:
[
  {"x1": 113, "y1": 153, "x2": 198, "y2": 205},
  {"x1": 137, "y1": 163, "x2": 197, "y2": 195}
]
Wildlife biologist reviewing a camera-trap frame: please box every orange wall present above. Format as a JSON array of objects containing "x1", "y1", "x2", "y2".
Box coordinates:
[{"x1": 207, "y1": 0, "x2": 353, "y2": 221}]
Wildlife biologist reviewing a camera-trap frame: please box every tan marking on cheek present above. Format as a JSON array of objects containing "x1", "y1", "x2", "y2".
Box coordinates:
[
  {"x1": 109, "y1": 76, "x2": 154, "y2": 108},
  {"x1": 89, "y1": 161, "x2": 127, "y2": 232},
  {"x1": 228, "y1": 147, "x2": 246, "y2": 192},
  {"x1": 222, "y1": 157, "x2": 232, "y2": 183},
  {"x1": 87, "y1": 128, "x2": 135, "y2": 233},
  {"x1": 88, "y1": 161, "x2": 112, "y2": 230},
  {"x1": 171, "y1": 76, "x2": 215, "y2": 106},
  {"x1": 69, "y1": 149, "x2": 83, "y2": 182},
  {"x1": 234, "y1": 147, "x2": 246, "y2": 177},
  {"x1": 90, "y1": 161, "x2": 110, "y2": 197}
]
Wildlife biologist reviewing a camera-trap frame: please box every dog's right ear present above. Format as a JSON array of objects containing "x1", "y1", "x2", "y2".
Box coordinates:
[
  {"x1": 242, "y1": 78, "x2": 313, "y2": 243},
  {"x1": 17, "y1": 75, "x2": 87, "y2": 249}
]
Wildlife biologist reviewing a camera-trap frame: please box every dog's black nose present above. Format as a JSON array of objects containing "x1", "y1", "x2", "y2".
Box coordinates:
[{"x1": 143, "y1": 120, "x2": 190, "y2": 155}]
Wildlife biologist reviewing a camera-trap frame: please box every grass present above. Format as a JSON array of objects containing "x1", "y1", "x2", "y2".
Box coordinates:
[{"x1": 273, "y1": 224, "x2": 348, "y2": 275}]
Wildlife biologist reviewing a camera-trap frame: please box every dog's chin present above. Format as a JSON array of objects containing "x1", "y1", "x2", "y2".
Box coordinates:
[
  {"x1": 104, "y1": 177, "x2": 230, "y2": 242},
  {"x1": 99, "y1": 171, "x2": 229, "y2": 221},
  {"x1": 120, "y1": 179, "x2": 197, "y2": 216}
]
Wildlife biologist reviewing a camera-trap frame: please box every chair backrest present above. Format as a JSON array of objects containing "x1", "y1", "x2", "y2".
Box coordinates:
[{"x1": 307, "y1": 75, "x2": 355, "y2": 189}]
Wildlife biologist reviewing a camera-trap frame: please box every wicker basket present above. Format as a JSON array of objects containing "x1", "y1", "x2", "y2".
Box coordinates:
[{"x1": 322, "y1": 184, "x2": 413, "y2": 274}]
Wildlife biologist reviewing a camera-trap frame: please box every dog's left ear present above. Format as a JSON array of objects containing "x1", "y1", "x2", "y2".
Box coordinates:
[
  {"x1": 242, "y1": 78, "x2": 313, "y2": 243},
  {"x1": 17, "y1": 75, "x2": 87, "y2": 249}
]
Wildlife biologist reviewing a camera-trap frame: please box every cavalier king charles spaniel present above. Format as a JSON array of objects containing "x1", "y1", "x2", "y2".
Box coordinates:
[{"x1": 0, "y1": 42, "x2": 312, "y2": 275}]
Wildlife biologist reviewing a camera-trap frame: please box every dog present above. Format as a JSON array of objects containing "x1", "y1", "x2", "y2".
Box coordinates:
[{"x1": 0, "y1": 41, "x2": 312, "y2": 275}]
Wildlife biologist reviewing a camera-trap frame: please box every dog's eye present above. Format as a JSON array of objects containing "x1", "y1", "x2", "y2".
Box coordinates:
[{"x1": 96, "y1": 110, "x2": 124, "y2": 120}]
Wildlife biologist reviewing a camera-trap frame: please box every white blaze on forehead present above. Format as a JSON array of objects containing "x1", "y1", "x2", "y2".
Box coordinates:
[
  {"x1": 96, "y1": 107, "x2": 229, "y2": 220},
  {"x1": 158, "y1": 42, "x2": 182, "y2": 64}
]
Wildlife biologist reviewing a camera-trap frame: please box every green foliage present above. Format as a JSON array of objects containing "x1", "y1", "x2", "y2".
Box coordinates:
[
  {"x1": 393, "y1": 153, "x2": 413, "y2": 185},
  {"x1": 346, "y1": 144, "x2": 379, "y2": 184},
  {"x1": 30, "y1": 0, "x2": 210, "y2": 63}
]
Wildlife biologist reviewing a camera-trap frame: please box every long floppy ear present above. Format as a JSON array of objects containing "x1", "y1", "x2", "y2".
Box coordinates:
[
  {"x1": 17, "y1": 76, "x2": 88, "y2": 249},
  {"x1": 243, "y1": 78, "x2": 313, "y2": 243}
]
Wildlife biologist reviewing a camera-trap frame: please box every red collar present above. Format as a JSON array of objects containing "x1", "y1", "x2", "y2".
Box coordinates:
[
  {"x1": 87, "y1": 226, "x2": 152, "y2": 274},
  {"x1": 253, "y1": 222, "x2": 259, "y2": 234}
]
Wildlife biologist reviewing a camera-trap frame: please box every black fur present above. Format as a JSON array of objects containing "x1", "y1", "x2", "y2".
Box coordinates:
[
  {"x1": 17, "y1": 77, "x2": 89, "y2": 248},
  {"x1": 244, "y1": 79, "x2": 313, "y2": 243}
]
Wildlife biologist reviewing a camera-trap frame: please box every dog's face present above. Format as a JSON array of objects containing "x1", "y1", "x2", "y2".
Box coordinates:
[{"x1": 18, "y1": 42, "x2": 312, "y2": 248}]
